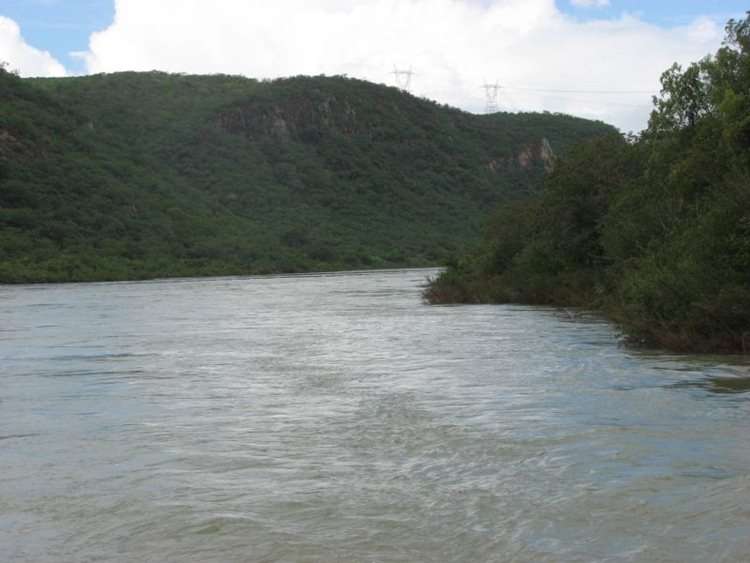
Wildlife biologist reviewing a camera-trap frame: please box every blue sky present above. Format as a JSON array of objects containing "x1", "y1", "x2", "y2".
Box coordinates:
[
  {"x1": 2, "y1": 1, "x2": 747, "y2": 73},
  {"x1": 565, "y1": 0, "x2": 747, "y2": 26},
  {"x1": 1, "y1": 0, "x2": 112, "y2": 72}
]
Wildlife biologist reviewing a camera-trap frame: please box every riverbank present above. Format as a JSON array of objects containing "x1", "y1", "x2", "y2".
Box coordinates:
[
  {"x1": 424, "y1": 269, "x2": 749, "y2": 354},
  {"x1": 424, "y1": 16, "x2": 750, "y2": 355}
]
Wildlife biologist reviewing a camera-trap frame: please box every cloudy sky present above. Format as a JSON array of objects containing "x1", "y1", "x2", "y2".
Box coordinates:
[{"x1": 1, "y1": 0, "x2": 747, "y2": 131}]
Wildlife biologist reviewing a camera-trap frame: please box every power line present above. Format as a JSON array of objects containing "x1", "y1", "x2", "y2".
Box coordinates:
[
  {"x1": 521, "y1": 93, "x2": 653, "y2": 109},
  {"x1": 504, "y1": 86, "x2": 655, "y2": 95}
]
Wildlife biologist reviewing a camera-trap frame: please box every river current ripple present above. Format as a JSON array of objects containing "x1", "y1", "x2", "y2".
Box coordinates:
[{"x1": 1, "y1": 269, "x2": 749, "y2": 562}]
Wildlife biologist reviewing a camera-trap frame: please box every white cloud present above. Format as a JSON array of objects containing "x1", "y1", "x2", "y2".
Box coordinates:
[
  {"x1": 77, "y1": 0, "x2": 725, "y2": 132},
  {"x1": 0, "y1": 16, "x2": 66, "y2": 77},
  {"x1": 570, "y1": 0, "x2": 610, "y2": 7}
]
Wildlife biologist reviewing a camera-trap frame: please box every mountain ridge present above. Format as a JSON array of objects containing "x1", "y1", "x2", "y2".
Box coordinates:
[{"x1": 0, "y1": 70, "x2": 616, "y2": 282}]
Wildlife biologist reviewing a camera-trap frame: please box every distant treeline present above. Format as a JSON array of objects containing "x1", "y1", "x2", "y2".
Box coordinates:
[
  {"x1": 426, "y1": 14, "x2": 750, "y2": 353},
  {"x1": 0, "y1": 68, "x2": 612, "y2": 283}
]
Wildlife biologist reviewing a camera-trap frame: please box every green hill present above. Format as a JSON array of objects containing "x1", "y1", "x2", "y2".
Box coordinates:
[{"x1": 0, "y1": 69, "x2": 614, "y2": 282}]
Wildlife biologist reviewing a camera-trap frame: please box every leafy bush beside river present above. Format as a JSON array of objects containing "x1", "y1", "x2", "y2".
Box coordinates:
[{"x1": 426, "y1": 15, "x2": 750, "y2": 354}]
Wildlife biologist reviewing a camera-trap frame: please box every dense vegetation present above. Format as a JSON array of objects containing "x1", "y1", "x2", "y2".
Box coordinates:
[
  {"x1": 0, "y1": 69, "x2": 611, "y2": 283},
  {"x1": 426, "y1": 15, "x2": 750, "y2": 354}
]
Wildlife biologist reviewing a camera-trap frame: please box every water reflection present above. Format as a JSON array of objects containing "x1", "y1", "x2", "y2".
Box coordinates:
[{"x1": 670, "y1": 374, "x2": 750, "y2": 394}]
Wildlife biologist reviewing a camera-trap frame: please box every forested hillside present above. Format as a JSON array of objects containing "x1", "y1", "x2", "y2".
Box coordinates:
[
  {"x1": 426, "y1": 15, "x2": 750, "y2": 353},
  {"x1": 0, "y1": 70, "x2": 612, "y2": 283}
]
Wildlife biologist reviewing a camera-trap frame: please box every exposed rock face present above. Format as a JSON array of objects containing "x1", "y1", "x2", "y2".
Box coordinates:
[
  {"x1": 271, "y1": 114, "x2": 290, "y2": 141},
  {"x1": 0, "y1": 129, "x2": 18, "y2": 145},
  {"x1": 217, "y1": 96, "x2": 357, "y2": 142},
  {"x1": 489, "y1": 137, "x2": 557, "y2": 174},
  {"x1": 517, "y1": 145, "x2": 535, "y2": 169},
  {"x1": 0, "y1": 128, "x2": 20, "y2": 157},
  {"x1": 540, "y1": 137, "x2": 556, "y2": 173}
]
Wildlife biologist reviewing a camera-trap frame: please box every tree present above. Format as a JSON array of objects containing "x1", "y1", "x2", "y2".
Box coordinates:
[{"x1": 648, "y1": 62, "x2": 711, "y2": 133}]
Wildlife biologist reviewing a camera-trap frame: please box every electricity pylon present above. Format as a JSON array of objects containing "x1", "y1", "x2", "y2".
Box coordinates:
[
  {"x1": 392, "y1": 66, "x2": 415, "y2": 93},
  {"x1": 482, "y1": 81, "x2": 502, "y2": 114}
]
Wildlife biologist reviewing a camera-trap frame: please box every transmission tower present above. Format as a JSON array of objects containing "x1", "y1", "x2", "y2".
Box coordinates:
[
  {"x1": 392, "y1": 66, "x2": 415, "y2": 93},
  {"x1": 482, "y1": 81, "x2": 502, "y2": 114}
]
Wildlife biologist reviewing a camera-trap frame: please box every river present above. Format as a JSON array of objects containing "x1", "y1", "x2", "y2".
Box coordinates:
[{"x1": 1, "y1": 269, "x2": 749, "y2": 562}]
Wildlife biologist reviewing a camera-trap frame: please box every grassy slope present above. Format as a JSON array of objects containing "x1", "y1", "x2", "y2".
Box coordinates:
[{"x1": 0, "y1": 70, "x2": 614, "y2": 282}]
